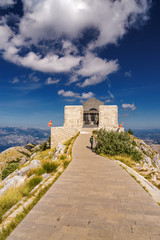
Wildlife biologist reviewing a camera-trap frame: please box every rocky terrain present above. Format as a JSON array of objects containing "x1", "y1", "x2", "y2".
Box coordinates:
[
  {"x1": 0, "y1": 146, "x2": 32, "y2": 178},
  {"x1": 0, "y1": 134, "x2": 77, "y2": 237},
  {"x1": 130, "y1": 135, "x2": 160, "y2": 188}
]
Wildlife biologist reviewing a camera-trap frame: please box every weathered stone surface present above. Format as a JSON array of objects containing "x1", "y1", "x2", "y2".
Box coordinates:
[
  {"x1": 99, "y1": 105, "x2": 118, "y2": 129},
  {"x1": 64, "y1": 106, "x2": 83, "y2": 128},
  {"x1": 16, "y1": 160, "x2": 41, "y2": 176},
  {"x1": 19, "y1": 156, "x2": 27, "y2": 165},
  {"x1": 52, "y1": 143, "x2": 65, "y2": 160},
  {"x1": 0, "y1": 160, "x2": 41, "y2": 196},
  {"x1": 83, "y1": 98, "x2": 104, "y2": 111},
  {"x1": 151, "y1": 174, "x2": 157, "y2": 183},
  {"x1": 51, "y1": 127, "x2": 78, "y2": 149},
  {"x1": 0, "y1": 176, "x2": 26, "y2": 196},
  {"x1": 153, "y1": 154, "x2": 160, "y2": 168},
  {"x1": 143, "y1": 155, "x2": 152, "y2": 166},
  {"x1": 42, "y1": 173, "x2": 51, "y2": 179},
  {"x1": 32, "y1": 145, "x2": 41, "y2": 152}
]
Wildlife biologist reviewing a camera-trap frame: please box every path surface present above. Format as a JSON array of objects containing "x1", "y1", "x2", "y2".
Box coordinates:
[{"x1": 7, "y1": 130, "x2": 160, "y2": 240}]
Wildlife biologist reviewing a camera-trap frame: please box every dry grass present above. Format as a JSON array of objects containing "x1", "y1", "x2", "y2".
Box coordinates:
[
  {"x1": 0, "y1": 175, "x2": 43, "y2": 223},
  {"x1": 0, "y1": 187, "x2": 24, "y2": 222},
  {"x1": 37, "y1": 148, "x2": 56, "y2": 163},
  {"x1": 101, "y1": 154, "x2": 135, "y2": 168}
]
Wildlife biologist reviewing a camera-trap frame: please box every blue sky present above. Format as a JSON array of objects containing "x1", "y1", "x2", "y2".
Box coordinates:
[{"x1": 0, "y1": 0, "x2": 159, "y2": 129}]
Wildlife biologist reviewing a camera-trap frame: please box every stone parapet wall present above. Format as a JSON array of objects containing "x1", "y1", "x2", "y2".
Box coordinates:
[
  {"x1": 99, "y1": 105, "x2": 118, "y2": 128},
  {"x1": 64, "y1": 106, "x2": 83, "y2": 128},
  {"x1": 51, "y1": 127, "x2": 79, "y2": 149}
]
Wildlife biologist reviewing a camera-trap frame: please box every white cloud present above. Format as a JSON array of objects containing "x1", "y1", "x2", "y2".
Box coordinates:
[
  {"x1": 58, "y1": 89, "x2": 94, "y2": 99},
  {"x1": 77, "y1": 52, "x2": 119, "y2": 87},
  {"x1": 81, "y1": 92, "x2": 94, "y2": 99},
  {"x1": 29, "y1": 73, "x2": 40, "y2": 82},
  {"x1": 0, "y1": 0, "x2": 15, "y2": 7},
  {"x1": 77, "y1": 53, "x2": 118, "y2": 77},
  {"x1": 0, "y1": 25, "x2": 13, "y2": 50},
  {"x1": 58, "y1": 89, "x2": 77, "y2": 98},
  {"x1": 11, "y1": 77, "x2": 19, "y2": 84},
  {"x1": 19, "y1": 0, "x2": 150, "y2": 47},
  {"x1": 0, "y1": 0, "x2": 151, "y2": 86},
  {"x1": 45, "y1": 77, "x2": 60, "y2": 85},
  {"x1": 122, "y1": 103, "x2": 136, "y2": 111},
  {"x1": 125, "y1": 71, "x2": 132, "y2": 77},
  {"x1": 67, "y1": 74, "x2": 79, "y2": 85},
  {"x1": 3, "y1": 49, "x2": 82, "y2": 73}
]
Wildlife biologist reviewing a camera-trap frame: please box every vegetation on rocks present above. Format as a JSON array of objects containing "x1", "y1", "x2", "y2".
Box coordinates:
[
  {"x1": 0, "y1": 132, "x2": 79, "y2": 239},
  {"x1": 94, "y1": 128, "x2": 160, "y2": 192},
  {"x1": 94, "y1": 129, "x2": 142, "y2": 162},
  {"x1": 1, "y1": 163, "x2": 19, "y2": 180}
]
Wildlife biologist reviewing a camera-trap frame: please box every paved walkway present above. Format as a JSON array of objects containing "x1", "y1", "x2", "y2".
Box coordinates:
[{"x1": 7, "y1": 131, "x2": 160, "y2": 240}]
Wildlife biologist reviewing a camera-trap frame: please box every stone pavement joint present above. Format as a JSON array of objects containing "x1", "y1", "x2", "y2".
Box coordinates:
[{"x1": 7, "y1": 132, "x2": 160, "y2": 240}]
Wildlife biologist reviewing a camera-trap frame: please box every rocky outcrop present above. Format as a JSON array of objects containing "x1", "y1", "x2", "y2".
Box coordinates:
[
  {"x1": 0, "y1": 146, "x2": 31, "y2": 177},
  {"x1": 143, "y1": 155, "x2": 152, "y2": 166},
  {"x1": 153, "y1": 154, "x2": 160, "y2": 168},
  {"x1": 52, "y1": 143, "x2": 66, "y2": 160},
  {"x1": 0, "y1": 160, "x2": 41, "y2": 197},
  {"x1": 132, "y1": 136, "x2": 160, "y2": 185}
]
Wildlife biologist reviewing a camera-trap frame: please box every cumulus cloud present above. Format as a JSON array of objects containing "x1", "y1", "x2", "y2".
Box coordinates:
[
  {"x1": 122, "y1": 103, "x2": 136, "y2": 111},
  {"x1": 45, "y1": 77, "x2": 60, "y2": 85},
  {"x1": 58, "y1": 89, "x2": 94, "y2": 99},
  {"x1": 77, "y1": 52, "x2": 119, "y2": 87},
  {"x1": 0, "y1": 0, "x2": 15, "y2": 7},
  {"x1": 0, "y1": 0, "x2": 151, "y2": 87}
]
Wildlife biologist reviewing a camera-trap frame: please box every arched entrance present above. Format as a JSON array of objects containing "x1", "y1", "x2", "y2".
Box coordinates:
[
  {"x1": 83, "y1": 98, "x2": 104, "y2": 128},
  {"x1": 83, "y1": 108, "x2": 99, "y2": 127}
]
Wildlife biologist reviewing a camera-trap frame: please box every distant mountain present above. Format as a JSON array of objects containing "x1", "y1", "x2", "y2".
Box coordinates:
[
  {"x1": 0, "y1": 127, "x2": 50, "y2": 152},
  {"x1": 133, "y1": 129, "x2": 160, "y2": 144},
  {"x1": 0, "y1": 127, "x2": 160, "y2": 153}
]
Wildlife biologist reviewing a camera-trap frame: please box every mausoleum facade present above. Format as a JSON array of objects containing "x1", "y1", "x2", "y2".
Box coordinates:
[{"x1": 51, "y1": 98, "x2": 122, "y2": 148}]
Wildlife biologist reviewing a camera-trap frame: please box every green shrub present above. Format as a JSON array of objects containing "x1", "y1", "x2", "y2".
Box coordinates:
[
  {"x1": 42, "y1": 161, "x2": 59, "y2": 173},
  {"x1": 95, "y1": 129, "x2": 142, "y2": 161},
  {"x1": 1, "y1": 163, "x2": 19, "y2": 180},
  {"x1": 27, "y1": 176, "x2": 43, "y2": 191},
  {"x1": 60, "y1": 154, "x2": 67, "y2": 160},
  {"x1": 128, "y1": 128, "x2": 133, "y2": 135},
  {"x1": 132, "y1": 140, "x2": 137, "y2": 146},
  {"x1": 40, "y1": 141, "x2": 47, "y2": 151},
  {"x1": 27, "y1": 167, "x2": 45, "y2": 177},
  {"x1": 35, "y1": 167, "x2": 46, "y2": 176}
]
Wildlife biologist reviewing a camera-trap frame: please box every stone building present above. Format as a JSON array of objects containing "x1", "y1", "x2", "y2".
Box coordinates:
[{"x1": 51, "y1": 98, "x2": 123, "y2": 148}]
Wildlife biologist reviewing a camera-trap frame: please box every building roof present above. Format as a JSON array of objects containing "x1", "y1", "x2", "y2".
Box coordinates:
[{"x1": 83, "y1": 98, "x2": 104, "y2": 112}]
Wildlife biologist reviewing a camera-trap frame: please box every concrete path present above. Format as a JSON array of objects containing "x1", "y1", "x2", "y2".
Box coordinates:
[{"x1": 7, "y1": 131, "x2": 160, "y2": 240}]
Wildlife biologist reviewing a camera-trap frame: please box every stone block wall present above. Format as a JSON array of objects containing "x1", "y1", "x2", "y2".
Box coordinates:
[
  {"x1": 64, "y1": 106, "x2": 83, "y2": 128},
  {"x1": 51, "y1": 127, "x2": 79, "y2": 149},
  {"x1": 99, "y1": 105, "x2": 118, "y2": 129}
]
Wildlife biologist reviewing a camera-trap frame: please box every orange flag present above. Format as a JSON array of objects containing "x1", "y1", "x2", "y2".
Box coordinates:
[
  {"x1": 119, "y1": 122, "x2": 124, "y2": 128},
  {"x1": 48, "y1": 120, "x2": 52, "y2": 127}
]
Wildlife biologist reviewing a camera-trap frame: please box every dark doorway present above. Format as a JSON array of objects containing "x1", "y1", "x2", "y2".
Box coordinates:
[{"x1": 83, "y1": 109, "x2": 99, "y2": 127}]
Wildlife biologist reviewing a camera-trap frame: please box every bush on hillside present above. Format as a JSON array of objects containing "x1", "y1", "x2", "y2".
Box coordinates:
[
  {"x1": 42, "y1": 161, "x2": 59, "y2": 173},
  {"x1": 40, "y1": 141, "x2": 47, "y2": 151},
  {"x1": 94, "y1": 129, "x2": 142, "y2": 161},
  {"x1": 1, "y1": 163, "x2": 19, "y2": 180},
  {"x1": 128, "y1": 128, "x2": 133, "y2": 135}
]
